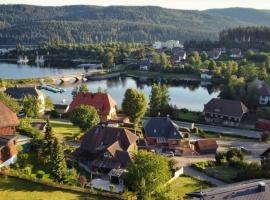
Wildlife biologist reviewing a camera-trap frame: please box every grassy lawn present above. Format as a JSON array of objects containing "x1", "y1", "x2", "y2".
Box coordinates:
[
  {"x1": 50, "y1": 120, "x2": 83, "y2": 141},
  {"x1": 175, "y1": 110, "x2": 202, "y2": 122},
  {"x1": 265, "y1": 75, "x2": 270, "y2": 86},
  {"x1": 204, "y1": 165, "x2": 241, "y2": 183},
  {"x1": 127, "y1": 70, "x2": 200, "y2": 80},
  {"x1": 0, "y1": 175, "x2": 110, "y2": 200},
  {"x1": 31, "y1": 119, "x2": 83, "y2": 141},
  {"x1": 169, "y1": 175, "x2": 212, "y2": 199}
]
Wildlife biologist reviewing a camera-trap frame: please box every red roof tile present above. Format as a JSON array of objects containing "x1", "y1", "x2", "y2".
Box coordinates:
[
  {"x1": 0, "y1": 101, "x2": 19, "y2": 129},
  {"x1": 67, "y1": 92, "x2": 117, "y2": 119}
]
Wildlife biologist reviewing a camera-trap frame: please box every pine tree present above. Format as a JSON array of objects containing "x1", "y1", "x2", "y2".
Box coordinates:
[
  {"x1": 41, "y1": 119, "x2": 54, "y2": 164},
  {"x1": 51, "y1": 138, "x2": 67, "y2": 183}
]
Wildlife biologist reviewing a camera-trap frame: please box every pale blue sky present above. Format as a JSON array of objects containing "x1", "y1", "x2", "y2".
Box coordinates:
[{"x1": 0, "y1": 0, "x2": 269, "y2": 10}]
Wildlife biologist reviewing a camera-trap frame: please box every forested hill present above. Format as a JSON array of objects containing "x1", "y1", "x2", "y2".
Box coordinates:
[{"x1": 0, "y1": 5, "x2": 270, "y2": 44}]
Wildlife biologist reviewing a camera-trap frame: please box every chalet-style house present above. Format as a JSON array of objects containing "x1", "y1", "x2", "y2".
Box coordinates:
[
  {"x1": 5, "y1": 86, "x2": 45, "y2": 113},
  {"x1": 188, "y1": 179, "x2": 270, "y2": 200},
  {"x1": 208, "y1": 48, "x2": 222, "y2": 60},
  {"x1": 0, "y1": 101, "x2": 19, "y2": 168},
  {"x1": 74, "y1": 125, "x2": 138, "y2": 172},
  {"x1": 229, "y1": 48, "x2": 242, "y2": 58},
  {"x1": 258, "y1": 85, "x2": 270, "y2": 105},
  {"x1": 203, "y1": 98, "x2": 248, "y2": 126},
  {"x1": 67, "y1": 92, "x2": 117, "y2": 121},
  {"x1": 143, "y1": 117, "x2": 183, "y2": 150},
  {"x1": 189, "y1": 139, "x2": 218, "y2": 154}
]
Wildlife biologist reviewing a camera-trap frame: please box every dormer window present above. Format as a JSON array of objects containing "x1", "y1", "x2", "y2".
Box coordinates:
[
  {"x1": 154, "y1": 129, "x2": 157, "y2": 133},
  {"x1": 214, "y1": 108, "x2": 220, "y2": 112}
]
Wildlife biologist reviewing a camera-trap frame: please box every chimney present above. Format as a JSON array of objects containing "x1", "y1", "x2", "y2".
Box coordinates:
[{"x1": 258, "y1": 182, "x2": 266, "y2": 192}]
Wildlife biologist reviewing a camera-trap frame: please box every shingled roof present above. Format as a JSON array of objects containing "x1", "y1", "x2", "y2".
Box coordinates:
[
  {"x1": 0, "y1": 101, "x2": 19, "y2": 129},
  {"x1": 259, "y1": 85, "x2": 270, "y2": 96},
  {"x1": 67, "y1": 92, "x2": 117, "y2": 118},
  {"x1": 143, "y1": 117, "x2": 183, "y2": 140},
  {"x1": 204, "y1": 98, "x2": 248, "y2": 118},
  {"x1": 188, "y1": 179, "x2": 270, "y2": 200},
  {"x1": 5, "y1": 86, "x2": 43, "y2": 99}
]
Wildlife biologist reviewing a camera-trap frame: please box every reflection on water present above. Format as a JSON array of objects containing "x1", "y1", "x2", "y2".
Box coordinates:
[
  {"x1": 43, "y1": 76, "x2": 220, "y2": 111},
  {"x1": 0, "y1": 62, "x2": 86, "y2": 79}
]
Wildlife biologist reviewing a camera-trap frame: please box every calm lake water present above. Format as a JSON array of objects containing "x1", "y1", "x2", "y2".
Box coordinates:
[
  {"x1": 0, "y1": 62, "x2": 220, "y2": 111},
  {"x1": 0, "y1": 62, "x2": 86, "y2": 79},
  {"x1": 42, "y1": 77, "x2": 220, "y2": 111}
]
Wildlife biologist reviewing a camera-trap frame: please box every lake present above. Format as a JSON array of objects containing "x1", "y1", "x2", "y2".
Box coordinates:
[
  {"x1": 42, "y1": 77, "x2": 220, "y2": 111},
  {"x1": 0, "y1": 62, "x2": 86, "y2": 79},
  {"x1": 0, "y1": 62, "x2": 220, "y2": 111}
]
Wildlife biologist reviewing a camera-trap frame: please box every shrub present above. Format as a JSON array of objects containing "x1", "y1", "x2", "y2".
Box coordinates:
[
  {"x1": 36, "y1": 170, "x2": 45, "y2": 179},
  {"x1": 226, "y1": 148, "x2": 244, "y2": 163},
  {"x1": 192, "y1": 161, "x2": 215, "y2": 172},
  {"x1": 23, "y1": 166, "x2": 32, "y2": 176},
  {"x1": 109, "y1": 184, "x2": 116, "y2": 192},
  {"x1": 215, "y1": 151, "x2": 226, "y2": 165}
]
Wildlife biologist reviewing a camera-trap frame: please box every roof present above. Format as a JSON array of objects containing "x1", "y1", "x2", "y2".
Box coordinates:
[
  {"x1": 204, "y1": 98, "x2": 248, "y2": 118},
  {"x1": 259, "y1": 85, "x2": 270, "y2": 96},
  {"x1": 191, "y1": 139, "x2": 218, "y2": 152},
  {"x1": 0, "y1": 101, "x2": 20, "y2": 129},
  {"x1": 77, "y1": 125, "x2": 138, "y2": 167},
  {"x1": 240, "y1": 112, "x2": 258, "y2": 126},
  {"x1": 0, "y1": 135, "x2": 16, "y2": 150},
  {"x1": 5, "y1": 86, "x2": 43, "y2": 99},
  {"x1": 143, "y1": 117, "x2": 183, "y2": 140},
  {"x1": 188, "y1": 179, "x2": 270, "y2": 200},
  {"x1": 67, "y1": 92, "x2": 117, "y2": 117}
]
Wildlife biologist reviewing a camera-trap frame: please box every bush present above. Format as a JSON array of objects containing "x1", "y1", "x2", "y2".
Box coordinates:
[
  {"x1": 226, "y1": 148, "x2": 244, "y2": 164},
  {"x1": 23, "y1": 166, "x2": 32, "y2": 176},
  {"x1": 192, "y1": 161, "x2": 215, "y2": 172},
  {"x1": 215, "y1": 151, "x2": 226, "y2": 165},
  {"x1": 36, "y1": 170, "x2": 45, "y2": 179}
]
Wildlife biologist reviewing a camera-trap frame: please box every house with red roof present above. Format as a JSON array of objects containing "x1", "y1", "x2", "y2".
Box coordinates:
[
  {"x1": 0, "y1": 101, "x2": 19, "y2": 168},
  {"x1": 67, "y1": 92, "x2": 117, "y2": 121}
]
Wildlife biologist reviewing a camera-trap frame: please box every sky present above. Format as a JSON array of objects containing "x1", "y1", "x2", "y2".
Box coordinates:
[{"x1": 0, "y1": 0, "x2": 269, "y2": 10}]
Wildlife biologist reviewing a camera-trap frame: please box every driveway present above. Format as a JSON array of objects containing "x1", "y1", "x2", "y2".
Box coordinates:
[{"x1": 174, "y1": 120, "x2": 262, "y2": 139}]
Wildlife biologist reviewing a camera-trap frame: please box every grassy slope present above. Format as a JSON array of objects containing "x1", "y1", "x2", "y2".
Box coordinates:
[
  {"x1": 169, "y1": 175, "x2": 211, "y2": 199},
  {"x1": 0, "y1": 175, "x2": 109, "y2": 200}
]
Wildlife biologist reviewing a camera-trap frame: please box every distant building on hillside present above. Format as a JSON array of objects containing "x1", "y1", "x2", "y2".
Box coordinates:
[
  {"x1": 258, "y1": 84, "x2": 270, "y2": 105},
  {"x1": 153, "y1": 40, "x2": 183, "y2": 50}
]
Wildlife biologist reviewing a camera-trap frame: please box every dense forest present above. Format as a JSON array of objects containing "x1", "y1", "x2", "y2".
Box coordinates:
[{"x1": 1, "y1": 5, "x2": 270, "y2": 44}]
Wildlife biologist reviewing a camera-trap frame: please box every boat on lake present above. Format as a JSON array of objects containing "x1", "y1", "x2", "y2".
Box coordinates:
[
  {"x1": 17, "y1": 56, "x2": 29, "y2": 64},
  {"x1": 40, "y1": 84, "x2": 65, "y2": 93},
  {"x1": 35, "y1": 55, "x2": 45, "y2": 64}
]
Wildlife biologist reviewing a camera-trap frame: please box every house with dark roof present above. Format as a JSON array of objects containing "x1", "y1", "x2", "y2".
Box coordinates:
[
  {"x1": 143, "y1": 117, "x2": 183, "y2": 150},
  {"x1": 208, "y1": 48, "x2": 222, "y2": 60},
  {"x1": 258, "y1": 85, "x2": 270, "y2": 105},
  {"x1": 189, "y1": 139, "x2": 218, "y2": 154},
  {"x1": 229, "y1": 48, "x2": 242, "y2": 58},
  {"x1": 73, "y1": 125, "x2": 138, "y2": 172},
  {"x1": 188, "y1": 179, "x2": 270, "y2": 200},
  {"x1": 67, "y1": 92, "x2": 117, "y2": 121},
  {"x1": 203, "y1": 98, "x2": 248, "y2": 127},
  {"x1": 0, "y1": 101, "x2": 20, "y2": 136},
  {"x1": 5, "y1": 86, "x2": 45, "y2": 113},
  {"x1": 0, "y1": 135, "x2": 17, "y2": 168}
]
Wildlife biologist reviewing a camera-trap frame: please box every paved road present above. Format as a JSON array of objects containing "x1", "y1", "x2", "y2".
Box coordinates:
[
  {"x1": 174, "y1": 120, "x2": 262, "y2": 139},
  {"x1": 183, "y1": 166, "x2": 226, "y2": 186}
]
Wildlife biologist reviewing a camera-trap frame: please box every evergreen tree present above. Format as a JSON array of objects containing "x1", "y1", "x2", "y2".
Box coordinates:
[
  {"x1": 51, "y1": 138, "x2": 67, "y2": 183},
  {"x1": 41, "y1": 119, "x2": 54, "y2": 164}
]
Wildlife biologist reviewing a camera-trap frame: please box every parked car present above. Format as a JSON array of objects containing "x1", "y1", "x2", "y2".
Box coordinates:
[{"x1": 162, "y1": 151, "x2": 174, "y2": 157}]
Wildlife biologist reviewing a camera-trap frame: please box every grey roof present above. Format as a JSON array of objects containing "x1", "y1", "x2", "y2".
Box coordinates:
[
  {"x1": 188, "y1": 179, "x2": 270, "y2": 200},
  {"x1": 204, "y1": 98, "x2": 248, "y2": 118},
  {"x1": 143, "y1": 117, "x2": 183, "y2": 139},
  {"x1": 5, "y1": 87, "x2": 43, "y2": 100}
]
